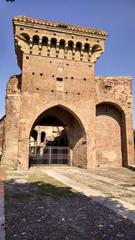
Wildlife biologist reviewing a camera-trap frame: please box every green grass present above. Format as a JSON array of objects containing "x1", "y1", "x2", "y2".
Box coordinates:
[
  {"x1": 4, "y1": 172, "x2": 76, "y2": 202},
  {"x1": 29, "y1": 174, "x2": 76, "y2": 198}
]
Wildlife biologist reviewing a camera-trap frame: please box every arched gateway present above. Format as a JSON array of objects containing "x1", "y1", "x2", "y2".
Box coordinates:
[
  {"x1": 1, "y1": 16, "x2": 134, "y2": 170},
  {"x1": 96, "y1": 102, "x2": 127, "y2": 167},
  {"x1": 29, "y1": 105, "x2": 87, "y2": 167}
]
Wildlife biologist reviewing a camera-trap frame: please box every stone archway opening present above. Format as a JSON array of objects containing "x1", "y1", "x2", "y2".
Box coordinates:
[
  {"x1": 96, "y1": 102, "x2": 127, "y2": 167},
  {"x1": 29, "y1": 105, "x2": 87, "y2": 167}
]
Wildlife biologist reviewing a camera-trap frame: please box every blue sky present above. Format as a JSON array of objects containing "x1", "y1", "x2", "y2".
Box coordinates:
[{"x1": 0, "y1": 0, "x2": 135, "y2": 127}]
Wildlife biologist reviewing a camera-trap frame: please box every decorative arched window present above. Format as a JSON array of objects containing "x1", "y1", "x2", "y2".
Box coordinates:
[
  {"x1": 59, "y1": 39, "x2": 65, "y2": 49},
  {"x1": 92, "y1": 44, "x2": 102, "y2": 53},
  {"x1": 41, "y1": 132, "x2": 45, "y2": 143},
  {"x1": 32, "y1": 35, "x2": 39, "y2": 55},
  {"x1": 51, "y1": 38, "x2": 57, "y2": 48},
  {"x1": 41, "y1": 37, "x2": 48, "y2": 56},
  {"x1": 68, "y1": 41, "x2": 74, "y2": 51},
  {"x1": 31, "y1": 130, "x2": 38, "y2": 141},
  {"x1": 33, "y1": 35, "x2": 39, "y2": 45},
  {"x1": 76, "y1": 42, "x2": 82, "y2": 52},
  {"x1": 42, "y1": 37, "x2": 48, "y2": 46},
  {"x1": 50, "y1": 38, "x2": 57, "y2": 57},
  {"x1": 59, "y1": 39, "x2": 65, "y2": 58},
  {"x1": 20, "y1": 33, "x2": 30, "y2": 43},
  {"x1": 84, "y1": 43, "x2": 90, "y2": 53}
]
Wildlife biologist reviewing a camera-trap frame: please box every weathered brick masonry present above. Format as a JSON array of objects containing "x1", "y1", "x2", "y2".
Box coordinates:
[
  {"x1": 1, "y1": 16, "x2": 134, "y2": 170},
  {"x1": 0, "y1": 116, "x2": 5, "y2": 155}
]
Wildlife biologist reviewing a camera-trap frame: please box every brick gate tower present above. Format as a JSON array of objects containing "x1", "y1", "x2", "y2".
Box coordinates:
[{"x1": 1, "y1": 16, "x2": 134, "y2": 170}]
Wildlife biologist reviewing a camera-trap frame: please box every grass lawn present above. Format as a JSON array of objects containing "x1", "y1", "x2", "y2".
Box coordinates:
[{"x1": 4, "y1": 172, "x2": 76, "y2": 201}]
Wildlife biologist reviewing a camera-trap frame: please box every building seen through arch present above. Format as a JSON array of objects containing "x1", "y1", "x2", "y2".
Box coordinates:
[
  {"x1": 29, "y1": 105, "x2": 87, "y2": 166},
  {"x1": 29, "y1": 115, "x2": 69, "y2": 165},
  {"x1": 0, "y1": 16, "x2": 134, "y2": 170}
]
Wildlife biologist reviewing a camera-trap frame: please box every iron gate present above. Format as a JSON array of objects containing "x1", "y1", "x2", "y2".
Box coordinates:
[{"x1": 29, "y1": 146, "x2": 69, "y2": 165}]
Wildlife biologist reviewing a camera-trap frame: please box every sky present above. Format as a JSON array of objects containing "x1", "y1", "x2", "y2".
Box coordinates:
[{"x1": 0, "y1": 0, "x2": 135, "y2": 127}]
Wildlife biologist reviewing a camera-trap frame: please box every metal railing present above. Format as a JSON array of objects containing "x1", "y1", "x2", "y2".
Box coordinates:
[{"x1": 29, "y1": 146, "x2": 69, "y2": 164}]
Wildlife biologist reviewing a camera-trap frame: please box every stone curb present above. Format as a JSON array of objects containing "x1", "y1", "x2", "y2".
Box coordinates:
[{"x1": 44, "y1": 169, "x2": 135, "y2": 224}]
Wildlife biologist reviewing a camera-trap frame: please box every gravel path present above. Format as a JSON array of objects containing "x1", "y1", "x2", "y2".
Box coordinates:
[
  {"x1": 5, "y1": 170, "x2": 135, "y2": 240},
  {"x1": 6, "y1": 196, "x2": 135, "y2": 240}
]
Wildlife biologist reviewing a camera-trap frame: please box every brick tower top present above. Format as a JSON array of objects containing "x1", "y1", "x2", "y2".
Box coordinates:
[
  {"x1": 13, "y1": 16, "x2": 107, "y2": 69},
  {"x1": 13, "y1": 16, "x2": 107, "y2": 37}
]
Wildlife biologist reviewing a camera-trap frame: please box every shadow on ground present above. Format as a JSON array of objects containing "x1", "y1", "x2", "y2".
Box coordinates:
[{"x1": 4, "y1": 177, "x2": 135, "y2": 240}]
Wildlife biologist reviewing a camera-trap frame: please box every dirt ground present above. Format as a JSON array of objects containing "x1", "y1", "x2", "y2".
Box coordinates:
[
  {"x1": 4, "y1": 167, "x2": 135, "y2": 240},
  {"x1": 52, "y1": 166, "x2": 135, "y2": 204}
]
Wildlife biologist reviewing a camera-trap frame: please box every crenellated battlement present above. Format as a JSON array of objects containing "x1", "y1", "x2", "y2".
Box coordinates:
[{"x1": 13, "y1": 16, "x2": 107, "y2": 68}]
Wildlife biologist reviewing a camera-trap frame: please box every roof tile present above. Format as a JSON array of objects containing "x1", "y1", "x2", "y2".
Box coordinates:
[{"x1": 13, "y1": 16, "x2": 107, "y2": 37}]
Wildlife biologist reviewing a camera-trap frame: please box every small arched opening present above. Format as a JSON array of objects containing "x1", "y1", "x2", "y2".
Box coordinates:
[
  {"x1": 84, "y1": 43, "x2": 90, "y2": 53},
  {"x1": 42, "y1": 37, "x2": 48, "y2": 56},
  {"x1": 32, "y1": 35, "x2": 39, "y2": 55},
  {"x1": 92, "y1": 44, "x2": 102, "y2": 53},
  {"x1": 67, "y1": 41, "x2": 74, "y2": 59},
  {"x1": 50, "y1": 38, "x2": 57, "y2": 57},
  {"x1": 29, "y1": 105, "x2": 87, "y2": 167},
  {"x1": 75, "y1": 42, "x2": 82, "y2": 60},
  {"x1": 59, "y1": 39, "x2": 65, "y2": 58},
  {"x1": 42, "y1": 36, "x2": 48, "y2": 46},
  {"x1": 41, "y1": 132, "x2": 46, "y2": 143},
  {"x1": 51, "y1": 38, "x2": 57, "y2": 48},
  {"x1": 20, "y1": 33, "x2": 30, "y2": 43},
  {"x1": 59, "y1": 39, "x2": 65, "y2": 49},
  {"x1": 96, "y1": 102, "x2": 127, "y2": 167},
  {"x1": 76, "y1": 42, "x2": 82, "y2": 51},
  {"x1": 83, "y1": 43, "x2": 90, "y2": 61},
  {"x1": 68, "y1": 41, "x2": 74, "y2": 50},
  {"x1": 29, "y1": 130, "x2": 38, "y2": 163}
]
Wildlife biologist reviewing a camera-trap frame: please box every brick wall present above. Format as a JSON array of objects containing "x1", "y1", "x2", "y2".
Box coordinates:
[{"x1": 0, "y1": 116, "x2": 5, "y2": 155}]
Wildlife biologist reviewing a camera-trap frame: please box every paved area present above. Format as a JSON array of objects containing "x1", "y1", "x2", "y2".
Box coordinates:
[
  {"x1": 4, "y1": 167, "x2": 135, "y2": 240},
  {"x1": 41, "y1": 166, "x2": 135, "y2": 223},
  {"x1": 0, "y1": 168, "x2": 5, "y2": 240},
  {"x1": 6, "y1": 166, "x2": 135, "y2": 220},
  {"x1": 40, "y1": 166, "x2": 135, "y2": 204}
]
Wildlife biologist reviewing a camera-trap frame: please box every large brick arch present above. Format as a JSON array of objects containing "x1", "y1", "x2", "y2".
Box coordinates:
[
  {"x1": 29, "y1": 104, "x2": 87, "y2": 168},
  {"x1": 96, "y1": 102, "x2": 127, "y2": 167}
]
